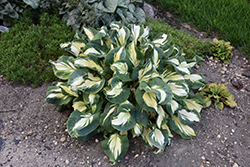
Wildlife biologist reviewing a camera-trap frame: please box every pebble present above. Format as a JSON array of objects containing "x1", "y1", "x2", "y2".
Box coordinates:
[
  {"x1": 217, "y1": 134, "x2": 221, "y2": 139},
  {"x1": 65, "y1": 159, "x2": 69, "y2": 164},
  {"x1": 232, "y1": 163, "x2": 239, "y2": 167},
  {"x1": 60, "y1": 137, "x2": 66, "y2": 142},
  {"x1": 95, "y1": 138, "x2": 99, "y2": 143},
  {"x1": 201, "y1": 156, "x2": 205, "y2": 160}
]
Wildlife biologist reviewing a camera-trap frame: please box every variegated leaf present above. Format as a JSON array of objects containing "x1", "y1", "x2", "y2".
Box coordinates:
[
  {"x1": 168, "y1": 82, "x2": 188, "y2": 97},
  {"x1": 140, "y1": 127, "x2": 154, "y2": 149},
  {"x1": 169, "y1": 115, "x2": 196, "y2": 139},
  {"x1": 138, "y1": 26, "x2": 151, "y2": 43},
  {"x1": 132, "y1": 61, "x2": 153, "y2": 82},
  {"x1": 148, "y1": 128, "x2": 169, "y2": 149},
  {"x1": 132, "y1": 123, "x2": 143, "y2": 137},
  {"x1": 135, "y1": 89, "x2": 155, "y2": 112},
  {"x1": 177, "y1": 109, "x2": 200, "y2": 125},
  {"x1": 49, "y1": 56, "x2": 76, "y2": 80},
  {"x1": 111, "y1": 102, "x2": 136, "y2": 131},
  {"x1": 152, "y1": 33, "x2": 171, "y2": 47},
  {"x1": 45, "y1": 82, "x2": 74, "y2": 106},
  {"x1": 115, "y1": 26, "x2": 130, "y2": 47},
  {"x1": 74, "y1": 57, "x2": 104, "y2": 75},
  {"x1": 162, "y1": 124, "x2": 173, "y2": 144},
  {"x1": 182, "y1": 98, "x2": 204, "y2": 113},
  {"x1": 104, "y1": 46, "x2": 126, "y2": 72},
  {"x1": 67, "y1": 110, "x2": 100, "y2": 139},
  {"x1": 184, "y1": 74, "x2": 206, "y2": 89},
  {"x1": 162, "y1": 71, "x2": 184, "y2": 83},
  {"x1": 111, "y1": 60, "x2": 132, "y2": 81},
  {"x1": 77, "y1": 72, "x2": 105, "y2": 94},
  {"x1": 126, "y1": 42, "x2": 144, "y2": 68},
  {"x1": 130, "y1": 24, "x2": 141, "y2": 43},
  {"x1": 156, "y1": 105, "x2": 167, "y2": 128},
  {"x1": 99, "y1": 103, "x2": 118, "y2": 133},
  {"x1": 104, "y1": 79, "x2": 130, "y2": 104},
  {"x1": 165, "y1": 99, "x2": 181, "y2": 116},
  {"x1": 60, "y1": 41, "x2": 86, "y2": 57},
  {"x1": 102, "y1": 134, "x2": 129, "y2": 164},
  {"x1": 83, "y1": 93, "x2": 103, "y2": 113},
  {"x1": 72, "y1": 97, "x2": 88, "y2": 112},
  {"x1": 82, "y1": 27, "x2": 97, "y2": 41}
]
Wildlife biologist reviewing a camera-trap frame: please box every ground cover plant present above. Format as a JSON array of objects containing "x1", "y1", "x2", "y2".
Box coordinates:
[
  {"x1": 45, "y1": 22, "x2": 206, "y2": 164},
  {"x1": 146, "y1": 0, "x2": 250, "y2": 57},
  {"x1": 0, "y1": 12, "x2": 75, "y2": 87}
]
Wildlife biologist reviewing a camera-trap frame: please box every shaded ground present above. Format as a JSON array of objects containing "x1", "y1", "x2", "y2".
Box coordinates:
[{"x1": 1, "y1": 7, "x2": 250, "y2": 167}]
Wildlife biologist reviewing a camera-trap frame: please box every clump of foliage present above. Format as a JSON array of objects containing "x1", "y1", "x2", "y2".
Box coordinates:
[
  {"x1": 196, "y1": 83, "x2": 237, "y2": 110},
  {"x1": 0, "y1": 0, "x2": 63, "y2": 26},
  {"x1": 210, "y1": 38, "x2": 234, "y2": 63},
  {"x1": 60, "y1": 0, "x2": 145, "y2": 30},
  {"x1": 59, "y1": 0, "x2": 99, "y2": 31},
  {"x1": 145, "y1": 19, "x2": 211, "y2": 59},
  {"x1": 0, "y1": 12, "x2": 75, "y2": 87},
  {"x1": 45, "y1": 22, "x2": 206, "y2": 164},
  {"x1": 0, "y1": 0, "x2": 23, "y2": 25}
]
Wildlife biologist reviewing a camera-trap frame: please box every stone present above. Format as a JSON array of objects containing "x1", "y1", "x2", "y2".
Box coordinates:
[
  {"x1": 0, "y1": 26, "x2": 9, "y2": 32},
  {"x1": 242, "y1": 71, "x2": 250, "y2": 79},
  {"x1": 232, "y1": 163, "x2": 239, "y2": 167},
  {"x1": 144, "y1": 3, "x2": 154, "y2": 18}
]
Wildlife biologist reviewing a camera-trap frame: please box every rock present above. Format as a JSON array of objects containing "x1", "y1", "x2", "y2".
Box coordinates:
[
  {"x1": 182, "y1": 23, "x2": 191, "y2": 30},
  {"x1": 60, "y1": 137, "x2": 66, "y2": 142},
  {"x1": 242, "y1": 71, "x2": 250, "y2": 79},
  {"x1": 232, "y1": 162, "x2": 239, "y2": 167},
  {"x1": 231, "y1": 78, "x2": 243, "y2": 89},
  {"x1": 0, "y1": 26, "x2": 9, "y2": 32},
  {"x1": 144, "y1": 3, "x2": 154, "y2": 18},
  {"x1": 65, "y1": 159, "x2": 69, "y2": 164}
]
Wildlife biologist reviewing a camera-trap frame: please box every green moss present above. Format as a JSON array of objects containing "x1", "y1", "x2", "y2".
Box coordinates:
[{"x1": 0, "y1": 12, "x2": 75, "y2": 87}]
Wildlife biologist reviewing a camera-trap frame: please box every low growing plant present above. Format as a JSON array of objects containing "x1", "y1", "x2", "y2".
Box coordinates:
[
  {"x1": 45, "y1": 22, "x2": 206, "y2": 164},
  {"x1": 0, "y1": 12, "x2": 74, "y2": 87},
  {"x1": 210, "y1": 38, "x2": 234, "y2": 63},
  {"x1": 196, "y1": 83, "x2": 237, "y2": 110}
]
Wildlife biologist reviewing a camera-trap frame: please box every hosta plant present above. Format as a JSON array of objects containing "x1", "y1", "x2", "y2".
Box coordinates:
[
  {"x1": 45, "y1": 22, "x2": 206, "y2": 164},
  {"x1": 210, "y1": 38, "x2": 234, "y2": 63},
  {"x1": 196, "y1": 83, "x2": 237, "y2": 110}
]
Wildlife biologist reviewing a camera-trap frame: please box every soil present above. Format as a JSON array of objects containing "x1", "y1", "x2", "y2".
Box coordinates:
[{"x1": 1, "y1": 5, "x2": 250, "y2": 167}]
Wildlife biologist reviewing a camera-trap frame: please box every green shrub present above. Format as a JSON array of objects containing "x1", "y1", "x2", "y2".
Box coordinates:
[
  {"x1": 0, "y1": 12, "x2": 75, "y2": 87},
  {"x1": 45, "y1": 22, "x2": 206, "y2": 164}
]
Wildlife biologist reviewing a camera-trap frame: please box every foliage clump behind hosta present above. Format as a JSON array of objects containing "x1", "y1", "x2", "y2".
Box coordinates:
[{"x1": 45, "y1": 22, "x2": 206, "y2": 164}]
